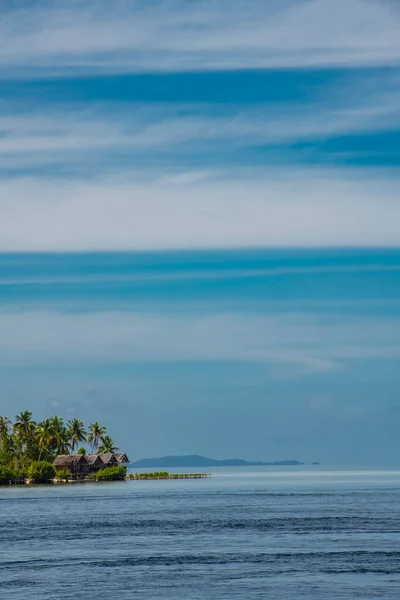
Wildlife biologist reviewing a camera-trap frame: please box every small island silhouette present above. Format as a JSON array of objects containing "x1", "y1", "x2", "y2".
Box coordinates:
[{"x1": 130, "y1": 454, "x2": 303, "y2": 468}]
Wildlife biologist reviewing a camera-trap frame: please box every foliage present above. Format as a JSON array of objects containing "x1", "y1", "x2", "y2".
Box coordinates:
[
  {"x1": 88, "y1": 465, "x2": 126, "y2": 481},
  {"x1": 129, "y1": 471, "x2": 170, "y2": 480},
  {"x1": 0, "y1": 465, "x2": 13, "y2": 484},
  {"x1": 97, "y1": 435, "x2": 119, "y2": 454},
  {"x1": 0, "y1": 466, "x2": 28, "y2": 485},
  {"x1": 0, "y1": 411, "x2": 121, "y2": 485},
  {"x1": 13, "y1": 411, "x2": 38, "y2": 463},
  {"x1": 67, "y1": 418, "x2": 87, "y2": 452},
  {"x1": 88, "y1": 422, "x2": 107, "y2": 453},
  {"x1": 0, "y1": 416, "x2": 11, "y2": 438},
  {"x1": 127, "y1": 472, "x2": 208, "y2": 480},
  {"x1": 0, "y1": 433, "x2": 15, "y2": 467},
  {"x1": 56, "y1": 469, "x2": 71, "y2": 480},
  {"x1": 12, "y1": 468, "x2": 28, "y2": 484},
  {"x1": 27, "y1": 461, "x2": 56, "y2": 484},
  {"x1": 35, "y1": 416, "x2": 71, "y2": 458}
]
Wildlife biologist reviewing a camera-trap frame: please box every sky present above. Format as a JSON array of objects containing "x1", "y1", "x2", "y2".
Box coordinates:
[{"x1": 1, "y1": 0, "x2": 400, "y2": 465}]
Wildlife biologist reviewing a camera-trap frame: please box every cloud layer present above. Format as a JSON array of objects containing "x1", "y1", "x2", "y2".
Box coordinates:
[
  {"x1": 1, "y1": 310, "x2": 399, "y2": 374},
  {"x1": 1, "y1": 169, "x2": 400, "y2": 250},
  {"x1": 1, "y1": 1, "x2": 400, "y2": 249},
  {"x1": 2, "y1": 75, "x2": 400, "y2": 170},
  {"x1": 1, "y1": 0, "x2": 400, "y2": 76}
]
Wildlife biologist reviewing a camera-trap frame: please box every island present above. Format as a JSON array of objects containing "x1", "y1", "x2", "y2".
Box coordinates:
[
  {"x1": 0, "y1": 411, "x2": 130, "y2": 484},
  {"x1": 130, "y1": 454, "x2": 303, "y2": 468},
  {"x1": 0, "y1": 411, "x2": 209, "y2": 485}
]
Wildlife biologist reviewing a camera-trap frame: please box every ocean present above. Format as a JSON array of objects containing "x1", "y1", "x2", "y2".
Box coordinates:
[{"x1": 1, "y1": 467, "x2": 400, "y2": 599}]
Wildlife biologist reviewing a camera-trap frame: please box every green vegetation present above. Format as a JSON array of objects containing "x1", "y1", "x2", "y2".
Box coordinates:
[
  {"x1": 128, "y1": 472, "x2": 210, "y2": 480},
  {"x1": 88, "y1": 422, "x2": 107, "y2": 453},
  {"x1": 97, "y1": 435, "x2": 119, "y2": 454},
  {"x1": 87, "y1": 465, "x2": 127, "y2": 481},
  {"x1": 0, "y1": 465, "x2": 17, "y2": 484},
  {"x1": 68, "y1": 418, "x2": 87, "y2": 452},
  {"x1": 27, "y1": 461, "x2": 56, "y2": 484},
  {"x1": 129, "y1": 471, "x2": 170, "y2": 480},
  {"x1": 0, "y1": 412, "x2": 209, "y2": 486},
  {"x1": 0, "y1": 411, "x2": 119, "y2": 485},
  {"x1": 55, "y1": 468, "x2": 71, "y2": 481}
]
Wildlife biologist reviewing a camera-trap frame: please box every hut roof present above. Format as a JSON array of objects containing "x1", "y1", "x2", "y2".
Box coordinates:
[
  {"x1": 115, "y1": 453, "x2": 129, "y2": 463},
  {"x1": 86, "y1": 453, "x2": 102, "y2": 465},
  {"x1": 53, "y1": 454, "x2": 88, "y2": 467},
  {"x1": 53, "y1": 455, "x2": 72, "y2": 467},
  {"x1": 98, "y1": 453, "x2": 118, "y2": 465}
]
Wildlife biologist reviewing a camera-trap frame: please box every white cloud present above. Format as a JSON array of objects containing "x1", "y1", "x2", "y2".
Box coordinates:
[
  {"x1": 1, "y1": 2, "x2": 399, "y2": 251},
  {"x1": 0, "y1": 0, "x2": 400, "y2": 76},
  {"x1": 0, "y1": 310, "x2": 398, "y2": 372},
  {"x1": 0, "y1": 168, "x2": 399, "y2": 250},
  {"x1": 4, "y1": 158, "x2": 397, "y2": 246}
]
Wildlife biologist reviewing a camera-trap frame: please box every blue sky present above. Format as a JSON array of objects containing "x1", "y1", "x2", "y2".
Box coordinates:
[
  {"x1": 1, "y1": 1, "x2": 400, "y2": 464},
  {"x1": 1, "y1": 250, "x2": 400, "y2": 465}
]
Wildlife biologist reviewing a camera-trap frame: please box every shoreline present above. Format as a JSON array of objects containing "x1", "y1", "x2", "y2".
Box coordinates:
[{"x1": 1, "y1": 472, "x2": 212, "y2": 486}]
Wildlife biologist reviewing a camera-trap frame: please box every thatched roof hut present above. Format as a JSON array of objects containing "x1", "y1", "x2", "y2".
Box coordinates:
[
  {"x1": 53, "y1": 454, "x2": 89, "y2": 475},
  {"x1": 98, "y1": 453, "x2": 118, "y2": 467},
  {"x1": 53, "y1": 452, "x2": 127, "y2": 476},
  {"x1": 115, "y1": 453, "x2": 130, "y2": 464},
  {"x1": 86, "y1": 454, "x2": 103, "y2": 471}
]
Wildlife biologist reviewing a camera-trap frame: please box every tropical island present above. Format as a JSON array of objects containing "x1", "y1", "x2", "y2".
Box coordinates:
[
  {"x1": 0, "y1": 411, "x2": 129, "y2": 484},
  {"x1": 0, "y1": 412, "x2": 209, "y2": 485}
]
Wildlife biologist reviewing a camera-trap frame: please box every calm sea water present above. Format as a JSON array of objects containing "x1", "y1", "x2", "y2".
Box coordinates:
[{"x1": 1, "y1": 467, "x2": 400, "y2": 599}]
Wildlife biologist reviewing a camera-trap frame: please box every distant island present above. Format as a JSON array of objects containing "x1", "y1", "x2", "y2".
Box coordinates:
[{"x1": 130, "y1": 454, "x2": 303, "y2": 468}]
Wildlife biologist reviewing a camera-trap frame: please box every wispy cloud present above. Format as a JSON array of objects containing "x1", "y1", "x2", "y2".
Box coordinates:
[
  {"x1": 1, "y1": 0, "x2": 400, "y2": 77},
  {"x1": 1, "y1": 310, "x2": 398, "y2": 373},
  {"x1": 1, "y1": 75, "x2": 400, "y2": 173},
  {"x1": 1, "y1": 264, "x2": 400, "y2": 289},
  {"x1": 1, "y1": 3, "x2": 399, "y2": 250},
  {"x1": 0, "y1": 167, "x2": 399, "y2": 250}
]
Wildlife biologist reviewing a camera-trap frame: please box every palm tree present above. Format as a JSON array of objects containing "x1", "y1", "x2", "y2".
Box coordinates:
[
  {"x1": 0, "y1": 416, "x2": 12, "y2": 461},
  {"x1": 55, "y1": 427, "x2": 72, "y2": 455},
  {"x1": 44, "y1": 415, "x2": 71, "y2": 455},
  {"x1": 14, "y1": 410, "x2": 34, "y2": 435},
  {"x1": 88, "y1": 422, "x2": 106, "y2": 453},
  {"x1": 0, "y1": 416, "x2": 11, "y2": 439},
  {"x1": 13, "y1": 411, "x2": 36, "y2": 451},
  {"x1": 97, "y1": 435, "x2": 119, "y2": 454},
  {"x1": 67, "y1": 418, "x2": 87, "y2": 453},
  {"x1": 50, "y1": 415, "x2": 64, "y2": 433},
  {"x1": 36, "y1": 418, "x2": 55, "y2": 460}
]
